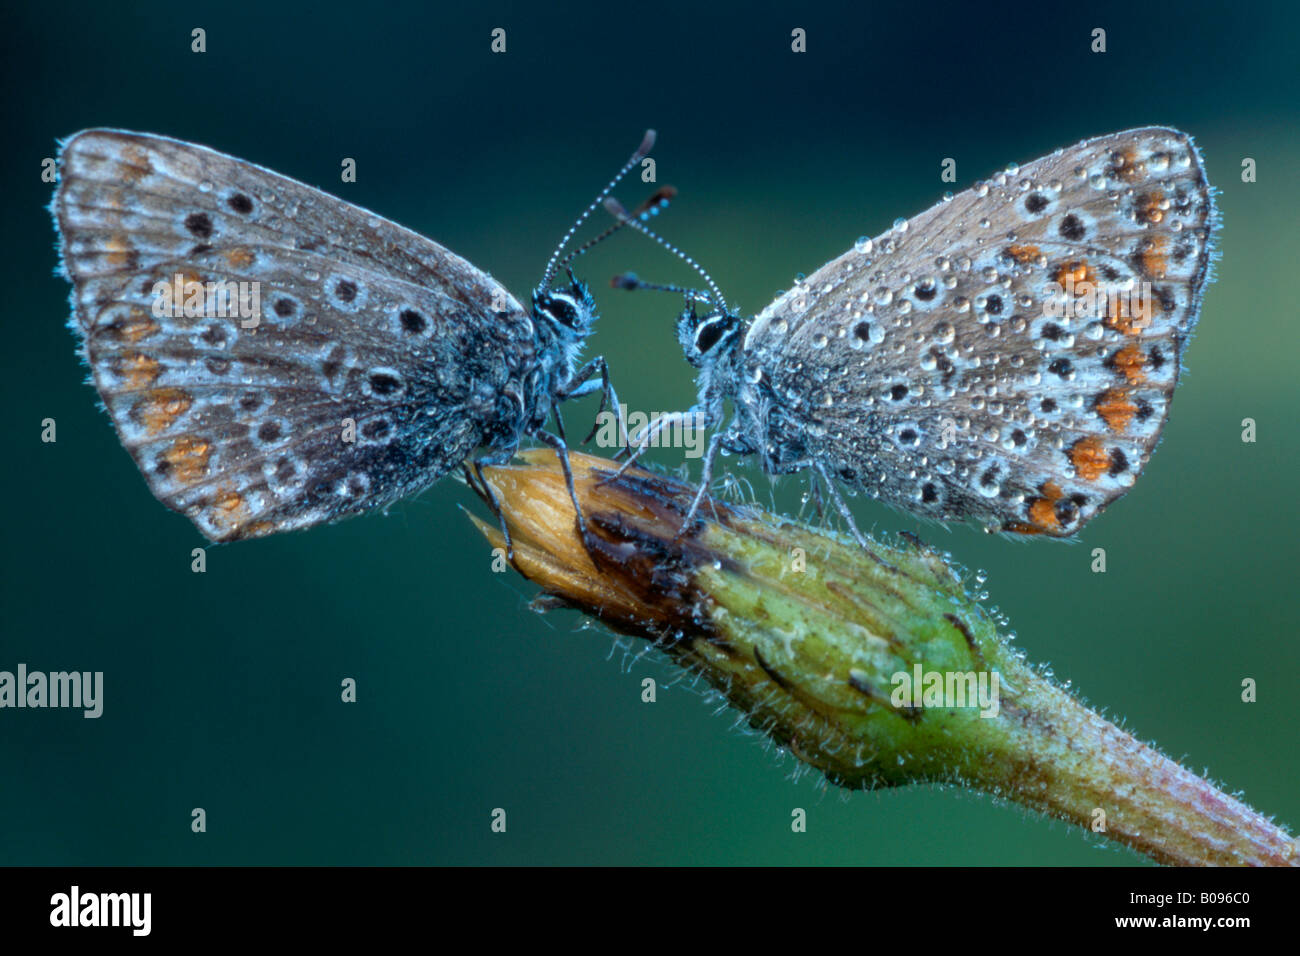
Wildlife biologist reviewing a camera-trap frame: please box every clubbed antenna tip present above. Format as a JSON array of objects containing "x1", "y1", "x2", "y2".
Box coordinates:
[{"x1": 539, "y1": 129, "x2": 661, "y2": 289}]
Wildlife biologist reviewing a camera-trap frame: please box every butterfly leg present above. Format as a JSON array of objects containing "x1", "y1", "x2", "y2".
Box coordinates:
[
  {"x1": 563, "y1": 357, "x2": 627, "y2": 452},
  {"x1": 468, "y1": 459, "x2": 517, "y2": 562},
  {"x1": 733, "y1": 474, "x2": 757, "y2": 506},
  {"x1": 604, "y1": 408, "x2": 705, "y2": 483},
  {"x1": 814, "y1": 461, "x2": 868, "y2": 547},
  {"x1": 678, "y1": 430, "x2": 728, "y2": 535},
  {"x1": 598, "y1": 366, "x2": 626, "y2": 452},
  {"x1": 799, "y1": 470, "x2": 828, "y2": 524},
  {"x1": 530, "y1": 428, "x2": 597, "y2": 552},
  {"x1": 552, "y1": 405, "x2": 567, "y2": 443}
]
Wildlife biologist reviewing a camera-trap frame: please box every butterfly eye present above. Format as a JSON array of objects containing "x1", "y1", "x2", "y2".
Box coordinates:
[
  {"x1": 537, "y1": 293, "x2": 581, "y2": 329},
  {"x1": 551, "y1": 299, "x2": 580, "y2": 328},
  {"x1": 694, "y1": 316, "x2": 732, "y2": 354}
]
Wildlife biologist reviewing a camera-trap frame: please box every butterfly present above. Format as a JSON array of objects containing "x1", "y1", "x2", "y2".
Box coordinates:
[
  {"x1": 611, "y1": 127, "x2": 1217, "y2": 541},
  {"x1": 52, "y1": 129, "x2": 654, "y2": 543}
]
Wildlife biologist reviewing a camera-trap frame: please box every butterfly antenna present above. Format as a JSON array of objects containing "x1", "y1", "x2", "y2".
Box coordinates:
[
  {"x1": 602, "y1": 197, "x2": 729, "y2": 314},
  {"x1": 539, "y1": 129, "x2": 657, "y2": 289},
  {"x1": 610, "y1": 273, "x2": 715, "y2": 306},
  {"x1": 557, "y1": 186, "x2": 676, "y2": 273}
]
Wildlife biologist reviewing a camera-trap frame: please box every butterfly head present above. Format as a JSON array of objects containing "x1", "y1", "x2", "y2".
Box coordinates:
[
  {"x1": 533, "y1": 275, "x2": 598, "y2": 339},
  {"x1": 677, "y1": 300, "x2": 741, "y2": 369}
]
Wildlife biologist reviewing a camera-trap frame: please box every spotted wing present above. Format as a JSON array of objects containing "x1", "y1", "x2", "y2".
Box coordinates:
[
  {"x1": 746, "y1": 127, "x2": 1215, "y2": 535},
  {"x1": 53, "y1": 129, "x2": 534, "y2": 541}
]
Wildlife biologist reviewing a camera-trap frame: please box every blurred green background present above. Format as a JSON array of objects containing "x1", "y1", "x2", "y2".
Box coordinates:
[{"x1": 2, "y1": 0, "x2": 1296, "y2": 865}]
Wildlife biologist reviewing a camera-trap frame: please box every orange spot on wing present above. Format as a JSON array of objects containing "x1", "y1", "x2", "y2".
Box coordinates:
[
  {"x1": 1019, "y1": 480, "x2": 1065, "y2": 534},
  {"x1": 1001, "y1": 521, "x2": 1046, "y2": 535},
  {"x1": 164, "y1": 271, "x2": 209, "y2": 320},
  {"x1": 119, "y1": 145, "x2": 153, "y2": 183},
  {"x1": 1095, "y1": 389, "x2": 1137, "y2": 433},
  {"x1": 105, "y1": 235, "x2": 133, "y2": 267},
  {"x1": 118, "y1": 353, "x2": 162, "y2": 389},
  {"x1": 1057, "y1": 260, "x2": 1086, "y2": 285},
  {"x1": 1055, "y1": 260, "x2": 1096, "y2": 293},
  {"x1": 1109, "y1": 146, "x2": 1145, "y2": 184},
  {"x1": 1111, "y1": 344, "x2": 1147, "y2": 384},
  {"x1": 161, "y1": 436, "x2": 211, "y2": 484},
  {"x1": 223, "y1": 247, "x2": 254, "y2": 269},
  {"x1": 1136, "y1": 235, "x2": 1168, "y2": 279},
  {"x1": 1137, "y1": 188, "x2": 1166, "y2": 225},
  {"x1": 97, "y1": 307, "x2": 159, "y2": 344},
  {"x1": 133, "y1": 388, "x2": 192, "y2": 436},
  {"x1": 1105, "y1": 294, "x2": 1154, "y2": 335},
  {"x1": 1069, "y1": 437, "x2": 1110, "y2": 482},
  {"x1": 208, "y1": 487, "x2": 251, "y2": 534},
  {"x1": 1007, "y1": 244, "x2": 1041, "y2": 264}
]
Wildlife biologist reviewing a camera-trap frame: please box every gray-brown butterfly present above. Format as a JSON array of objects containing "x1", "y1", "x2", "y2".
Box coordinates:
[
  {"x1": 52, "y1": 129, "x2": 654, "y2": 543},
  {"x1": 612, "y1": 127, "x2": 1216, "y2": 541}
]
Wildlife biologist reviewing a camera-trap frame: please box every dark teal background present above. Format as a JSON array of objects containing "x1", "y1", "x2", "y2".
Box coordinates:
[{"x1": 2, "y1": 0, "x2": 1296, "y2": 865}]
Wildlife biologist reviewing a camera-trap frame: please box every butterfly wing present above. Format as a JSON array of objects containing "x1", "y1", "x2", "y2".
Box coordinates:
[
  {"x1": 53, "y1": 129, "x2": 535, "y2": 541},
  {"x1": 744, "y1": 127, "x2": 1215, "y2": 535}
]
